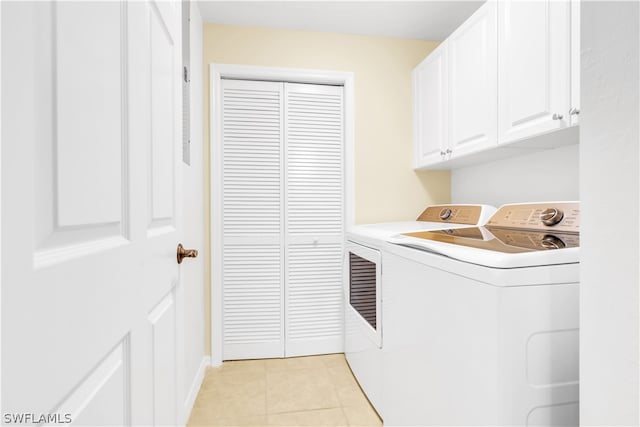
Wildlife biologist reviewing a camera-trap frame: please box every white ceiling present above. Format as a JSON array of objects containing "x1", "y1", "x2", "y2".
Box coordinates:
[{"x1": 197, "y1": 1, "x2": 485, "y2": 41}]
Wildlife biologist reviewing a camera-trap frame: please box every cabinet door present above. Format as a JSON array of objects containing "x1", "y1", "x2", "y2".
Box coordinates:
[
  {"x1": 570, "y1": 0, "x2": 580, "y2": 126},
  {"x1": 448, "y1": 1, "x2": 497, "y2": 157},
  {"x1": 498, "y1": 0, "x2": 571, "y2": 144},
  {"x1": 413, "y1": 43, "x2": 448, "y2": 168}
]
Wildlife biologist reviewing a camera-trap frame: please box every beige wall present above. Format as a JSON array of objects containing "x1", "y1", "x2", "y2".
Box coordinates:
[{"x1": 203, "y1": 23, "x2": 451, "y2": 355}]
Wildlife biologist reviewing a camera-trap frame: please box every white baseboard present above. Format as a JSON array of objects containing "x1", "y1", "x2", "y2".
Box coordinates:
[
  {"x1": 211, "y1": 354, "x2": 222, "y2": 367},
  {"x1": 181, "y1": 356, "x2": 210, "y2": 426}
]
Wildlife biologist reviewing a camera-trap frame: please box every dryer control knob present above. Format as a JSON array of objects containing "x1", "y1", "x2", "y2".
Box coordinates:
[
  {"x1": 540, "y1": 208, "x2": 564, "y2": 226},
  {"x1": 439, "y1": 208, "x2": 453, "y2": 220},
  {"x1": 541, "y1": 235, "x2": 566, "y2": 250}
]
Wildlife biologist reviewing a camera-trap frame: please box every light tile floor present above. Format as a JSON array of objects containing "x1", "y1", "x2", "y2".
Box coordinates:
[{"x1": 188, "y1": 354, "x2": 383, "y2": 426}]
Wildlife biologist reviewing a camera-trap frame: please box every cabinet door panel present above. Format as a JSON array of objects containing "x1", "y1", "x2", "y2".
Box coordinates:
[
  {"x1": 449, "y1": 1, "x2": 497, "y2": 156},
  {"x1": 413, "y1": 44, "x2": 448, "y2": 168},
  {"x1": 498, "y1": 0, "x2": 571, "y2": 144},
  {"x1": 570, "y1": 0, "x2": 580, "y2": 126}
]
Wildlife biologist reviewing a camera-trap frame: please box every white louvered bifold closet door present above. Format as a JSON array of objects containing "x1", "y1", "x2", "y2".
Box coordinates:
[
  {"x1": 221, "y1": 79, "x2": 344, "y2": 360},
  {"x1": 284, "y1": 83, "x2": 344, "y2": 356},
  {"x1": 221, "y1": 79, "x2": 285, "y2": 359}
]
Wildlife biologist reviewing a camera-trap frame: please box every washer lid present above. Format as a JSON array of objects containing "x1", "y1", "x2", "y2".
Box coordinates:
[
  {"x1": 389, "y1": 226, "x2": 580, "y2": 268},
  {"x1": 346, "y1": 204, "x2": 497, "y2": 243},
  {"x1": 347, "y1": 205, "x2": 496, "y2": 246},
  {"x1": 388, "y1": 202, "x2": 581, "y2": 269}
]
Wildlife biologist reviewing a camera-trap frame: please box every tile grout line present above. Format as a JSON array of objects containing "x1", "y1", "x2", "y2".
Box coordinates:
[
  {"x1": 324, "y1": 355, "x2": 355, "y2": 426},
  {"x1": 190, "y1": 355, "x2": 381, "y2": 426},
  {"x1": 339, "y1": 356, "x2": 384, "y2": 426},
  {"x1": 266, "y1": 358, "x2": 344, "y2": 417},
  {"x1": 263, "y1": 363, "x2": 268, "y2": 423}
]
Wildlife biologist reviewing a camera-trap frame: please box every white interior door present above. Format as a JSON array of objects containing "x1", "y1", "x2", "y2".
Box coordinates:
[
  {"x1": 2, "y1": 2, "x2": 185, "y2": 425},
  {"x1": 220, "y1": 79, "x2": 285, "y2": 360},
  {"x1": 284, "y1": 83, "x2": 344, "y2": 357},
  {"x1": 219, "y1": 79, "x2": 344, "y2": 360}
]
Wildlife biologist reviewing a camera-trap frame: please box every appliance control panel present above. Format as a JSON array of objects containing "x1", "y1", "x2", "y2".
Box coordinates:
[
  {"x1": 485, "y1": 202, "x2": 580, "y2": 233},
  {"x1": 417, "y1": 205, "x2": 485, "y2": 225}
]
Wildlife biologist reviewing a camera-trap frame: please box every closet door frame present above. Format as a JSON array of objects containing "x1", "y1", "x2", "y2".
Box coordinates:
[{"x1": 209, "y1": 64, "x2": 355, "y2": 367}]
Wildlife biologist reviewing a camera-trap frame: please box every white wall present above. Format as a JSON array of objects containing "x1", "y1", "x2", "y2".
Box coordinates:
[
  {"x1": 451, "y1": 144, "x2": 579, "y2": 207},
  {"x1": 580, "y1": 2, "x2": 639, "y2": 425},
  {"x1": 181, "y1": 1, "x2": 206, "y2": 421}
]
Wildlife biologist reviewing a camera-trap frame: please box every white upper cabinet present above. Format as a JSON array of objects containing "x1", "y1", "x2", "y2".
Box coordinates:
[
  {"x1": 498, "y1": 0, "x2": 573, "y2": 144},
  {"x1": 412, "y1": 0, "x2": 580, "y2": 169},
  {"x1": 413, "y1": 42, "x2": 448, "y2": 168},
  {"x1": 448, "y1": 1, "x2": 497, "y2": 156}
]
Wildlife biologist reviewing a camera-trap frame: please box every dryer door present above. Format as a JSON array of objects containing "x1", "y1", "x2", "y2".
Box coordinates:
[{"x1": 346, "y1": 241, "x2": 382, "y2": 348}]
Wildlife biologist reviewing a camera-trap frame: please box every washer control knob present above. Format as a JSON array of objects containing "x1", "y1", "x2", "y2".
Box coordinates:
[
  {"x1": 540, "y1": 208, "x2": 564, "y2": 226},
  {"x1": 541, "y1": 235, "x2": 566, "y2": 250},
  {"x1": 439, "y1": 208, "x2": 453, "y2": 221}
]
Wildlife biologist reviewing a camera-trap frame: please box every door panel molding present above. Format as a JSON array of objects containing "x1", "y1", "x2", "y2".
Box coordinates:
[
  {"x1": 34, "y1": 235, "x2": 129, "y2": 270},
  {"x1": 148, "y1": 289, "x2": 177, "y2": 426},
  {"x1": 33, "y1": 2, "x2": 131, "y2": 268},
  {"x1": 50, "y1": 337, "x2": 131, "y2": 427},
  {"x1": 148, "y1": 4, "x2": 177, "y2": 231},
  {"x1": 54, "y1": 2, "x2": 126, "y2": 229}
]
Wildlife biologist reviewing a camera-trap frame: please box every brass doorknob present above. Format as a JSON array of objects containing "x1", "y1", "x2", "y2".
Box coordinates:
[{"x1": 177, "y1": 243, "x2": 198, "y2": 264}]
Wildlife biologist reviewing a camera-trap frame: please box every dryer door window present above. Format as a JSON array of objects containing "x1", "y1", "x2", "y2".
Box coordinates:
[
  {"x1": 346, "y1": 241, "x2": 382, "y2": 348},
  {"x1": 349, "y1": 253, "x2": 377, "y2": 329}
]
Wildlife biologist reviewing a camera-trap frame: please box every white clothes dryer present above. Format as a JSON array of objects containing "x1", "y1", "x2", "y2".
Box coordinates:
[
  {"x1": 344, "y1": 204, "x2": 496, "y2": 417},
  {"x1": 383, "y1": 202, "x2": 580, "y2": 426}
]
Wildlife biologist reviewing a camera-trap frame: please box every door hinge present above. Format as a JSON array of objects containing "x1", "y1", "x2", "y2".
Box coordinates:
[{"x1": 183, "y1": 66, "x2": 190, "y2": 83}]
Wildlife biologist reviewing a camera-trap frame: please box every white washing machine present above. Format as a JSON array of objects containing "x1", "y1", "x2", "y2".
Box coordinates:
[
  {"x1": 344, "y1": 204, "x2": 496, "y2": 418},
  {"x1": 383, "y1": 202, "x2": 580, "y2": 426}
]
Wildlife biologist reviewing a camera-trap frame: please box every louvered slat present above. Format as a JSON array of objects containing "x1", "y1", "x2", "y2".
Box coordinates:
[
  {"x1": 286, "y1": 84, "x2": 343, "y2": 237},
  {"x1": 222, "y1": 244, "x2": 282, "y2": 345},
  {"x1": 287, "y1": 243, "x2": 344, "y2": 341},
  {"x1": 285, "y1": 83, "x2": 344, "y2": 356},
  {"x1": 221, "y1": 79, "x2": 284, "y2": 359},
  {"x1": 222, "y1": 80, "x2": 282, "y2": 237}
]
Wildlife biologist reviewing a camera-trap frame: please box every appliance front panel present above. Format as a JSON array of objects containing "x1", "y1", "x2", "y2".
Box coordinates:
[{"x1": 345, "y1": 241, "x2": 382, "y2": 348}]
